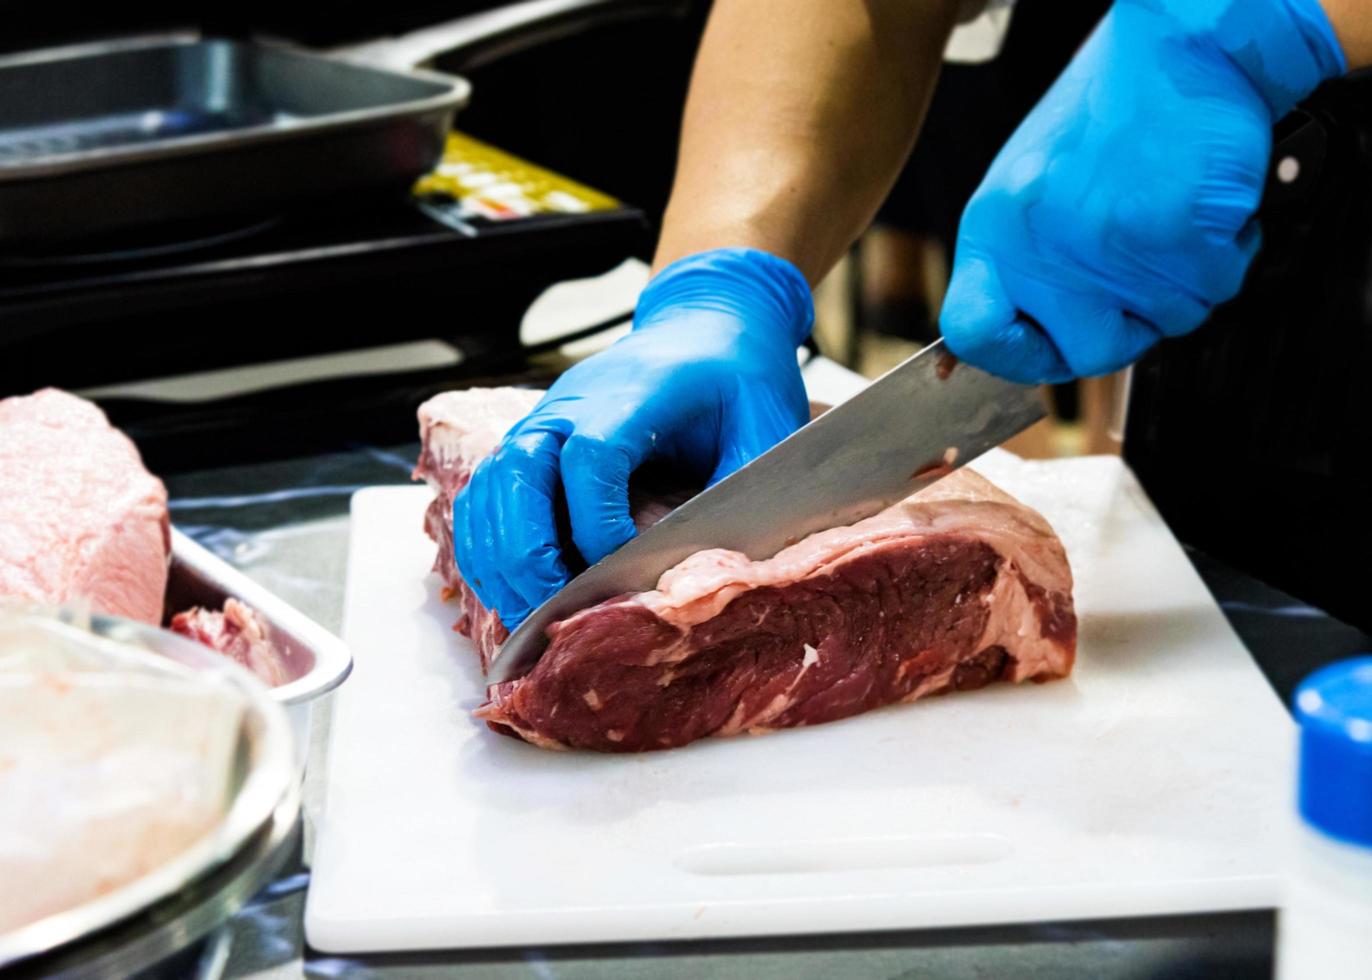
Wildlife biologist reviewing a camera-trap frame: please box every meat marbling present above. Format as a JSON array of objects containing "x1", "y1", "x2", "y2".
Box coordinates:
[
  {"x1": 0, "y1": 389, "x2": 170, "y2": 624},
  {"x1": 416, "y1": 387, "x2": 1076, "y2": 752}
]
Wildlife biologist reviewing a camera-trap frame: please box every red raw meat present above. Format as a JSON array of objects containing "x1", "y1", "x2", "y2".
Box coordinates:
[{"x1": 416, "y1": 388, "x2": 1076, "y2": 752}]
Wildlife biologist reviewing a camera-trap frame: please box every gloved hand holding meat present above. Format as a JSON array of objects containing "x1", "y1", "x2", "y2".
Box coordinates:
[{"x1": 449, "y1": 248, "x2": 814, "y2": 632}]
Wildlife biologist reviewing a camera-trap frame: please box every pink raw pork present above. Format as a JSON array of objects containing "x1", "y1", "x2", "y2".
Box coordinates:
[{"x1": 0, "y1": 389, "x2": 169, "y2": 624}]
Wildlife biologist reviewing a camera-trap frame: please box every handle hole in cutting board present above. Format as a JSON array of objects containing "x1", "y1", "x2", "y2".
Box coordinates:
[{"x1": 674, "y1": 834, "x2": 1013, "y2": 877}]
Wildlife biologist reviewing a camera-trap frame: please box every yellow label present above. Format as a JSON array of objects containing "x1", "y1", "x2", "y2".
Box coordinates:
[{"x1": 415, "y1": 132, "x2": 619, "y2": 220}]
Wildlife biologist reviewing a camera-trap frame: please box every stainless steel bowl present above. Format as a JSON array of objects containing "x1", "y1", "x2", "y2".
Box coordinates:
[{"x1": 0, "y1": 613, "x2": 299, "y2": 972}]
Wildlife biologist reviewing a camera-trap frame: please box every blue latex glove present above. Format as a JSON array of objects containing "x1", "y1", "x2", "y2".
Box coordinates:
[
  {"x1": 452, "y1": 248, "x2": 813, "y2": 628},
  {"x1": 940, "y1": 0, "x2": 1345, "y2": 383}
]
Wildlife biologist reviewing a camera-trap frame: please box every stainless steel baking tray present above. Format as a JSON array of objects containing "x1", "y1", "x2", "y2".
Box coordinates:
[{"x1": 167, "y1": 527, "x2": 352, "y2": 707}]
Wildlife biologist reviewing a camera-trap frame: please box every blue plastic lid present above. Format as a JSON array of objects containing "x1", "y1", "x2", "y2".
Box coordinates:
[{"x1": 1294, "y1": 656, "x2": 1372, "y2": 849}]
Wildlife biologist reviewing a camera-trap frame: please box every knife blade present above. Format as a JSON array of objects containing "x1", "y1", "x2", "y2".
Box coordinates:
[{"x1": 486, "y1": 340, "x2": 1046, "y2": 685}]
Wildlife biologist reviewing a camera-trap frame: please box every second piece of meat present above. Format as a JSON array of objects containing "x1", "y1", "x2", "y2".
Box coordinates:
[
  {"x1": 0, "y1": 389, "x2": 170, "y2": 624},
  {"x1": 170, "y1": 599, "x2": 291, "y2": 688}
]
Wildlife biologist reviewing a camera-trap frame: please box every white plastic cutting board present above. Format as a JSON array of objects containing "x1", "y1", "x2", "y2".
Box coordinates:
[{"x1": 307, "y1": 444, "x2": 1295, "y2": 953}]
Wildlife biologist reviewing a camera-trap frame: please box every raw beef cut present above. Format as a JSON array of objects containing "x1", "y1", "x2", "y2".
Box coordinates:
[
  {"x1": 416, "y1": 388, "x2": 1076, "y2": 752},
  {"x1": 170, "y1": 599, "x2": 290, "y2": 687},
  {"x1": 0, "y1": 389, "x2": 169, "y2": 624}
]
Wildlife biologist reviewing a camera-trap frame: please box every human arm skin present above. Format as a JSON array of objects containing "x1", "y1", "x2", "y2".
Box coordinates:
[
  {"x1": 652, "y1": 0, "x2": 967, "y2": 282},
  {"x1": 1321, "y1": 0, "x2": 1372, "y2": 67}
]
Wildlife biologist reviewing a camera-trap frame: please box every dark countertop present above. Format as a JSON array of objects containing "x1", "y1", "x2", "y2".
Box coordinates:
[{"x1": 157, "y1": 440, "x2": 1372, "y2": 980}]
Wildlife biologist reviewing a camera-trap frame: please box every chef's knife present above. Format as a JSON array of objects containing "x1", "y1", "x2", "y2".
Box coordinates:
[{"x1": 487, "y1": 340, "x2": 1046, "y2": 685}]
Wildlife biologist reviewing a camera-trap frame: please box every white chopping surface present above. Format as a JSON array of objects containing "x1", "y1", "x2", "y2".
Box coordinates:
[{"x1": 307, "y1": 372, "x2": 1293, "y2": 954}]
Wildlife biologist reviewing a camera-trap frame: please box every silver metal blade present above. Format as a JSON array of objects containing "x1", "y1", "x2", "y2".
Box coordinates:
[{"x1": 487, "y1": 340, "x2": 1046, "y2": 684}]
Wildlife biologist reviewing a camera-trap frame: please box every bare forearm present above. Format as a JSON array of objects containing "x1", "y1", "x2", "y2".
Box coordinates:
[
  {"x1": 652, "y1": 0, "x2": 962, "y2": 283},
  {"x1": 1321, "y1": 0, "x2": 1372, "y2": 68}
]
